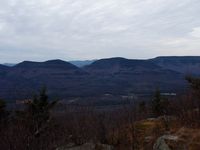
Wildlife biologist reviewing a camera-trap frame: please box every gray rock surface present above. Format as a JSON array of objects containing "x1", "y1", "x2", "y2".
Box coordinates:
[
  {"x1": 153, "y1": 135, "x2": 179, "y2": 150},
  {"x1": 153, "y1": 135, "x2": 187, "y2": 150},
  {"x1": 57, "y1": 143, "x2": 114, "y2": 150},
  {"x1": 153, "y1": 136, "x2": 171, "y2": 150}
]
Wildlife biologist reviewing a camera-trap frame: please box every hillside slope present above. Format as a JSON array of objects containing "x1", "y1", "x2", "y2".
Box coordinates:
[
  {"x1": 1, "y1": 57, "x2": 199, "y2": 101},
  {"x1": 150, "y1": 56, "x2": 200, "y2": 75}
]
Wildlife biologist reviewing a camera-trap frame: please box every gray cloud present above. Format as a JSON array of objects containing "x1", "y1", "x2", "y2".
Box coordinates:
[{"x1": 0, "y1": 0, "x2": 200, "y2": 63}]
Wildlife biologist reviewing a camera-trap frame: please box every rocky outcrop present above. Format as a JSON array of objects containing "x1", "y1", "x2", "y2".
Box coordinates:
[
  {"x1": 153, "y1": 127, "x2": 200, "y2": 150},
  {"x1": 153, "y1": 135, "x2": 181, "y2": 150},
  {"x1": 57, "y1": 143, "x2": 114, "y2": 150}
]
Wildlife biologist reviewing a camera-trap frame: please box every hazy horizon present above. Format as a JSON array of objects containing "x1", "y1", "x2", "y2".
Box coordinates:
[
  {"x1": 2, "y1": 55, "x2": 200, "y2": 64},
  {"x1": 0, "y1": 0, "x2": 200, "y2": 63}
]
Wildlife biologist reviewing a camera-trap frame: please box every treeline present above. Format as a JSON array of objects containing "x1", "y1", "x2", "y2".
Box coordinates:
[{"x1": 0, "y1": 77, "x2": 200, "y2": 149}]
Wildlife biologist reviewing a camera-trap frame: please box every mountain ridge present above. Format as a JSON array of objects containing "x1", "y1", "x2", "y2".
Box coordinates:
[{"x1": 0, "y1": 56, "x2": 199, "y2": 101}]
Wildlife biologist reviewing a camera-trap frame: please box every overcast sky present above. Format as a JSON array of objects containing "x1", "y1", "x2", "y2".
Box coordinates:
[{"x1": 0, "y1": 0, "x2": 200, "y2": 63}]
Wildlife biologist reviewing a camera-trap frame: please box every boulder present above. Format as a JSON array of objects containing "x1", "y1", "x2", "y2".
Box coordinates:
[
  {"x1": 57, "y1": 143, "x2": 114, "y2": 150},
  {"x1": 153, "y1": 135, "x2": 186, "y2": 150}
]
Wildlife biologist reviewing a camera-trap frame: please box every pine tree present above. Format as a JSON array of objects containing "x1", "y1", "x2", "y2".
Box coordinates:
[
  {"x1": 186, "y1": 76, "x2": 200, "y2": 117},
  {"x1": 0, "y1": 99, "x2": 6, "y2": 121},
  {"x1": 152, "y1": 89, "x2": 163, "y2": 117},
  {"x1": 27, "y1": 87, "x2": 57, "y2": 137}
]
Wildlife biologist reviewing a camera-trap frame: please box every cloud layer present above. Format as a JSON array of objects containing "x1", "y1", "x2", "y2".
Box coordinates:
[{"x1": 0, "y1": 0, "x2": 200, "y2": 63}]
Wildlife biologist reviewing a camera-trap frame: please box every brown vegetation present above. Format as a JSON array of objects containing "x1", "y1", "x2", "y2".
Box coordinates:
[{"x1": 0, "y1": 77, "x2": 200, "y2": 149}]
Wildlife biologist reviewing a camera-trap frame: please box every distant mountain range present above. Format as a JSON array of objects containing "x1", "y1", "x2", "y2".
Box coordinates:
[
  {"x1": 0, "y1": 56, "x2": 200, "y2": 101},
  {"x1": 2, "y1": 60, "x2": 96, "y2": 68},
  {"x1": 150, "y1": 56, "x2": 200, "y2": 75},
  {"x1": 3, "y1": 63, "x2": 16, "y2": 67},
  {"x1": 69, "y1": 60, "x2": 96, "y2": 67}
]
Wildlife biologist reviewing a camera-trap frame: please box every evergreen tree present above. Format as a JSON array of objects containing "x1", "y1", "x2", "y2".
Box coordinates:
[
  {"x1": 139, "y1": 101, "x2": 146, "y2": 113},
  {"x1": 152, "y1": 89, "x2": 163, "y2": 117},
  {"x1": 27, "y1": 87, "x2": 57, "y2": 137},
  {"x1": 186, "y1": 76, "x2": 200, "y2": 116},
  {"x1": 0, "y1": 99, "x2": 6, "y2": 121}
]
